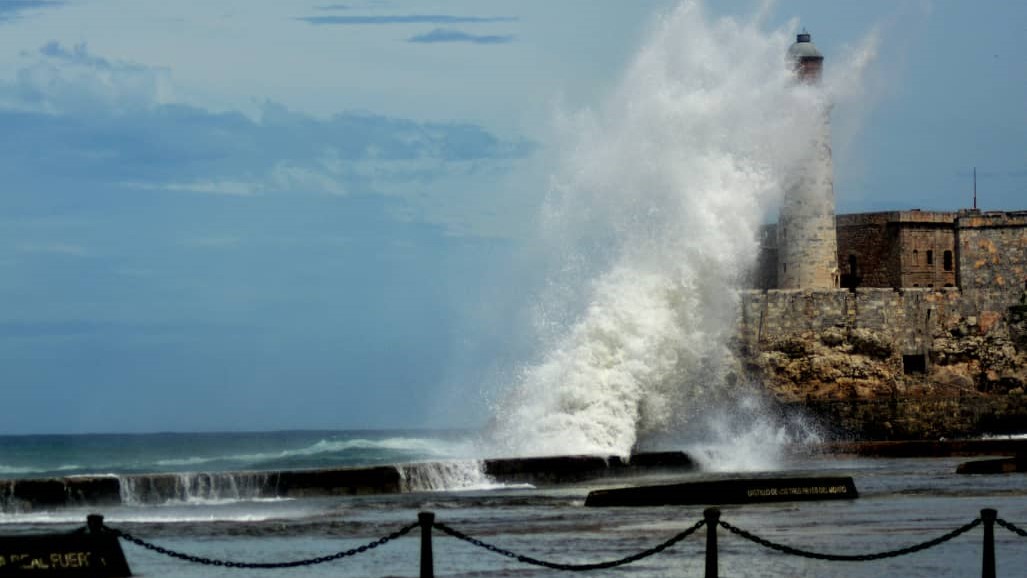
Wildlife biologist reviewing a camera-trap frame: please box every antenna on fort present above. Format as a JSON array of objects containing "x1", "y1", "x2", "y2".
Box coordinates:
[{"x1": 973, "y1": 166, "x2": 977, "y2": 209}]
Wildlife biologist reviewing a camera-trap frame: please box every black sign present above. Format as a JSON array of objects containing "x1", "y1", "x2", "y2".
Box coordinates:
[
  {"x1": 0, "y1": 530, "x2": 131, "y2": 577},
  {"x1": 585, "y1": 476, "x2": 858, "y2": 507}
]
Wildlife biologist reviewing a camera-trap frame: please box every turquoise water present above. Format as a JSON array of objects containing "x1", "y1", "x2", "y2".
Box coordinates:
[{"x1": 0, "y1": 430, "x2": 474, "y2": 478}]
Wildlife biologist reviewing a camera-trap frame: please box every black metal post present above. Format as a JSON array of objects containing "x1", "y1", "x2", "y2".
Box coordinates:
[
  {"x1": 704, "y1": 508, "x2": 720, "y2": 578},
  {"x1": 419, "y1": 511, "x2": 435, "y2": 578},
  {"x1": 87, "y1": 514, "x2": 104, "y2": 534},
  {"x1": 981, "y1": 508, "x2": 996, "y2": 578}
]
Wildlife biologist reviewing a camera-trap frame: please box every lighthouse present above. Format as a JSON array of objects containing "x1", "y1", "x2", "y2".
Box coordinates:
[{"x1": 777, "y1": 32, "x2": 839, "y2": 289}]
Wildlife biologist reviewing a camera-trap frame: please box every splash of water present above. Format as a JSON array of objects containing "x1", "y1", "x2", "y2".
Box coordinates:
[
  {"x1": 398, "y1": 461, "x2": 502, "y2": 492},
  {"x1": 119, "y1": 472, "x2": 273, "y2": 505},
  {"x1": 485, "y1": 1, "x2": 875, "y2": 460},
  {"x1": 682, "y1": 393, "x2": 824, "y2": 472}
]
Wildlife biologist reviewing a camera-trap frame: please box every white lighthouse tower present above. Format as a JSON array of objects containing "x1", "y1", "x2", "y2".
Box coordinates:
[{"x1": 777, "y1": 32, "x2": 839, "y2": 289}]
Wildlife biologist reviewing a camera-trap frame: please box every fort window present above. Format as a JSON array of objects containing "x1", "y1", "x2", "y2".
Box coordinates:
[
  {"x1": 926, "y1": 250, "x2": 934, "y2": 266},
  {"x1": 841, "y1": 254, "x2": 860, "y2": 290},
  {"x1": 943, "y1": 250, "x2": 953, "y2": 271},
  {"x1": 913, "y1": 249, "x2": 919, "y2": 265},
  {"x1": 903, "y1": 354, "x2": 927, "y2": 375}
]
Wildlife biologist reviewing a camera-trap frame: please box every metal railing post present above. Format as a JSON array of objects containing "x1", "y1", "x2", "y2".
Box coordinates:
[
  {"x1": 87, "y1": 514, "x2": 104, "y2": 534},
  {"x1": 704, "y1": 508, "x2": 721, "y2": 578},
  {"x1": 419, "y1": 511, "x2": 435, "y2": 578},
  {"x1": 981, "y1": 508, "x2": 996, "y2": 578}
]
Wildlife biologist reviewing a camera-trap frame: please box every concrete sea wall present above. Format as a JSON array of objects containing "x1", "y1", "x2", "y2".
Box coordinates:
[{"x1": 0, "y1": 452, "x2": 696, "y2": 513}]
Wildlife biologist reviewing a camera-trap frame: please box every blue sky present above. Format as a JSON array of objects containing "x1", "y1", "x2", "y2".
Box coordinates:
[{"x1": 1, "y1": 0, "x2": 1024, "y2": 434}]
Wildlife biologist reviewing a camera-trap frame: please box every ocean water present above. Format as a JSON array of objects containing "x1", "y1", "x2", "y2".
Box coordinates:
[
  {"x1": 1, "y1": 432, "x2": 1026, "y2": 578},
  {"x1": 0, "y1": 430, "x2": 477, "y2": 480}
]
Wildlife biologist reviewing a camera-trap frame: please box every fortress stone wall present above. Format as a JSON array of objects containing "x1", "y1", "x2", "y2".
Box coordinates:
[
  {"x1": 957, "y1": 211, "x2": 1027, "y2": 312},
  {"x1": 736, "y1": 286, "x2": 1027, "y2": 438}
]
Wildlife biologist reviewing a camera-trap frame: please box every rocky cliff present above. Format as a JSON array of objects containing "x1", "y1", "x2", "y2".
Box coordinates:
[{"x1": 737, "y1": 289, "x2": 1027, "y2": 438}]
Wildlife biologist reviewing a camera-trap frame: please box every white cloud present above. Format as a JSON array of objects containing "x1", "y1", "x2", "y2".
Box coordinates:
[
  {"x1": 1, "y1": 36, "x2": 536, "y2": 238},
  {"x1": 4, "y1": 42, "x2": 173, "y2": 115},
  {"x1": 269, "y1": 161, "x2": 348, "y2": 196},
  {"x1": 121, "y1": 159, "x2": 350, "y2": 197},
  {"x1": 123, "y1": 179, "x2": 258, "y2": 196}
]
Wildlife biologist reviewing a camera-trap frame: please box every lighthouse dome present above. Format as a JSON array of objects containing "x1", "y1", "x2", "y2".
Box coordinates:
[{"x1": 788, "y1": 32, "x2": 823, "y2": 60}]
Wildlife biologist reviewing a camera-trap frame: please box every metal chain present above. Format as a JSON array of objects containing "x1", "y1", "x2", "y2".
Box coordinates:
[
  {"x1": 718, "y1": 518, "x2": 982, "y2": 561},
  {"x1": 100, "y1": 512, "x2": 1008, "y2": 571},
  {"x1": 432, "y1": 518, "x2": 705, "y2": 571},
  {"x1": 106, "y1": 522, "x2": 418, "y2": 569},
  {"x1": 996, "y1": 518, "x2": 1027, "y2": 538}
]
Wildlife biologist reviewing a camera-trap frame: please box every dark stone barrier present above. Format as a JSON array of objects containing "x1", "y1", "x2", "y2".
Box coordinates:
[
  {"x1": 584, "y1": 476, "x2": 858, "y2": 507},
  {"x1": 2, "y1": 478, "x2": 122, "y2": 513},
  {"x1": 63, "y1": 478, "x2": 121, "y2": 507},
  {"x1": 483, "y1": 451, "x2": 695, "y2": 485},
  {"x1": 2, "y1": 452, "x2": 698, "y2": 511},
  {"x1": 483, "y1": 455, "x2": 613, "y2": 485},
  {"x1": 276, "y1": 466, "x2": 401, "y2": 497},
  {"x1": 0, "y1": 516, "x2": 131, "y2": 577},
  {"x1": 8, "y1": 480, "x2": 68, "y2": 508},
  {"x1": 956, "y1": 454, "x2": 1027, "y2": 474}
]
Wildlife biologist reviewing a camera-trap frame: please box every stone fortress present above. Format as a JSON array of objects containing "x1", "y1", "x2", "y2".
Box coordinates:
[{"x1": 739, "y1": 33, "x2": 1027, "y2": 438}]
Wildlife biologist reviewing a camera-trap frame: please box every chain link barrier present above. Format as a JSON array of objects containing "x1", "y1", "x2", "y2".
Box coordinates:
[
  {"x1": 996, "y1": 518, "x2": 1027, "y2": 538},
  {"x1": 99, "y1": 512, "x2": 1011, "y2": 572},
  {"x1": 432, "y1": 518, "x2": 706, "y2": 571},
  {"x1": 718, "y1": 517, "x2": 982, "y2": 561},
  {"x1": 105, "y1": 521, "x2": 417, "y2": 569}
]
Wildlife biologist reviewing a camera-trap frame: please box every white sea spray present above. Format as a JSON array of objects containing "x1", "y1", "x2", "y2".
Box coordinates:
[{"x1": 486, "y1": 0, "x2": 877, "y2": 466}]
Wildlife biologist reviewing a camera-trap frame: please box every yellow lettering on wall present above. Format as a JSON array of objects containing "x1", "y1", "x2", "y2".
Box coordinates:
[{"x1": 48, "y1": 552, "x2": 89, "y2": 569}]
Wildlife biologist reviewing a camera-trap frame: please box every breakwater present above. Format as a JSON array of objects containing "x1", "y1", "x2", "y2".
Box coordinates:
[{"x1": 0, "y1": 452, "x2": 695, "y2": 513}]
